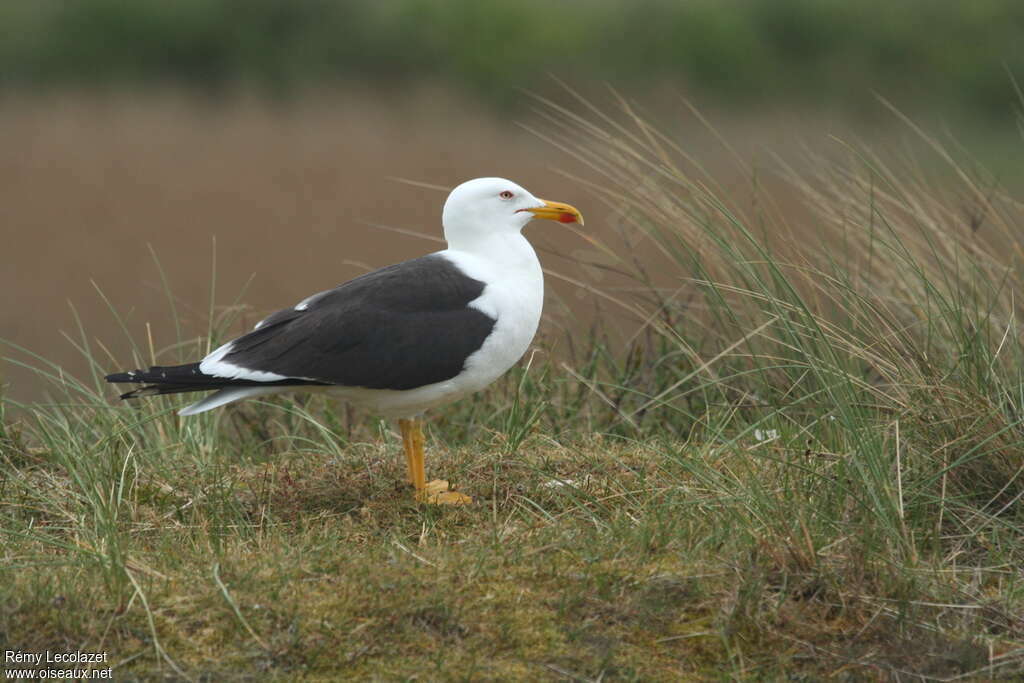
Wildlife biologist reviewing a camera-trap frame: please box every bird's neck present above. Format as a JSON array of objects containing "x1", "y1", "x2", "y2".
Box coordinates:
[{"x1": 446, "y1": 232, "x2": 540, "y2": 273}]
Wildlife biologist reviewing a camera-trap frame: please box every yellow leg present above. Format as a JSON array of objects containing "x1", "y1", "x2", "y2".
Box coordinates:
[
  {"x1": 399, "y1": 417, "x2": 418, "y2": 486},
  {"x1": 398, "y1": 417, "x2": 471, "y2": 505},
  {"x1": 399, "y1": 417, "x2": 426, "y2": 490}
]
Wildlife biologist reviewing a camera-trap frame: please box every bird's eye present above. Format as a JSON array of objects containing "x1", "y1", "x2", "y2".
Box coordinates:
[{"x1": 499, "y1": 190, "x2": 514, "y2": 200}]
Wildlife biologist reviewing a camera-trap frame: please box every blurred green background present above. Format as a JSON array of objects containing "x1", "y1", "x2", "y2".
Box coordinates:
[{"x1": 2, "y1": 0, "x2": 1023, "y2": 122}]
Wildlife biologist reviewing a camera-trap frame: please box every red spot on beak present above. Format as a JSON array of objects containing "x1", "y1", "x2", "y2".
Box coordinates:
[{"x1": 558, "y1": 212, "x2": 578, "y2": 223}]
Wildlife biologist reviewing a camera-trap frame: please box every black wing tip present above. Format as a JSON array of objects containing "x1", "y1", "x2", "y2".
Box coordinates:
[
  {"x1": 106, "y1": 364, "x2": 203, "y2": 385},
  {"x1": 106, "y1": 371, "x2": 141, "y2": 384},
  {"x1": 118, "y1": 387, "x2": 157, "y2": 400},
  {"x1": 107, "y1": 366, "x2": 206, "y2": 400},
  {"x1": 105, "y1": 363, "x2": 327, "y2": 400},
  {"x1": 118, "y1": 385, "x2": 203, "y2": 400}
]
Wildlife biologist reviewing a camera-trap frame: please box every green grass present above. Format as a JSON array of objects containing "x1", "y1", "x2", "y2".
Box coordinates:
[{"x1": 3, "y1": 98, "x2": 1024, "y2": 679}]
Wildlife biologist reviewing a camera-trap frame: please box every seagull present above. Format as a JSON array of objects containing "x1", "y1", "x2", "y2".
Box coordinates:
[{"x1": 105, "y1": 177, "x2": 583, "y2": 504}]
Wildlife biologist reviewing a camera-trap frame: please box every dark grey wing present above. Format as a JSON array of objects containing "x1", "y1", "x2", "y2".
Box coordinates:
[{"x1": 221, "y1": 255, "x2": 495, "y2": 390}]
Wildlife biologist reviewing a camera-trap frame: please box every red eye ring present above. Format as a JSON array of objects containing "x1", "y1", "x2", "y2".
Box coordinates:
[{"x1": 499, "y1": 190, "x2": 514, "y2": 200}]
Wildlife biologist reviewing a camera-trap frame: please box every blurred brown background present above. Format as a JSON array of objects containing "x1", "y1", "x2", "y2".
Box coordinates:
[{"x1": 2, "y1": 0, "x2": 1022, "y2": 402}]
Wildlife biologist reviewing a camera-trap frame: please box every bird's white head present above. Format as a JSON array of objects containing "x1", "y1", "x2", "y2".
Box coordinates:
[{"x1": 441, "y1": 177, "x2": 583, "y2": 250}]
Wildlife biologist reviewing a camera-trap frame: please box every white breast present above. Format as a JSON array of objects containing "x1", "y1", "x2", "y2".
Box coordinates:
[
  {"x1": 442, "y1": 239, "x2": 545, "y2": 394},
  {"x1": 325, "y1": 235, "x2": 544, "y2": 417}
]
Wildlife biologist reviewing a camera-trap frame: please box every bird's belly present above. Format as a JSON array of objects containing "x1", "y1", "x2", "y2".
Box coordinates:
[{"x1": 326, "y1": 381, "x2": 466, "y2": 417}]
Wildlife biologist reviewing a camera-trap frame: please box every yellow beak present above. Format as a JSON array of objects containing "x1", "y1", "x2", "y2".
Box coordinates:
[{"x1": 522, "y1": 199, "x2": 584, "y2": 226}]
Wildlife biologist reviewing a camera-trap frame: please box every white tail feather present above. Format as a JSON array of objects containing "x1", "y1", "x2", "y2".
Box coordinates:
[{"x1": 178, "y1": 387, "x2": 287, "y2": 416}]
